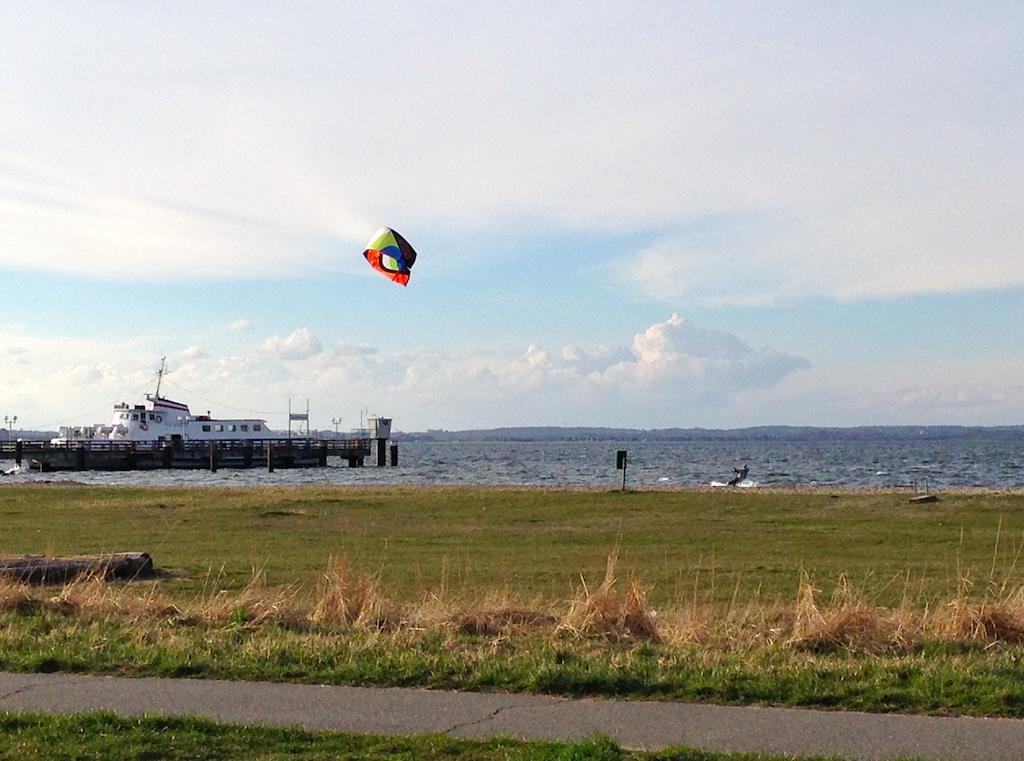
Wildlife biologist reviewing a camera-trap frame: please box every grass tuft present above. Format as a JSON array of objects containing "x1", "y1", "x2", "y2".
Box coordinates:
[
  {"x1": 0, "y1": 576, "x2": 37, "y2": 614},
  {"x1": 312, "y1": 557, "x2": 403, "y2": 630},
  {"x1": 561, "y1": 547, "x2": 662, "y2": 643},
  {"x1": 198, "y1": 566, "x2": 302, "y2": 627}
]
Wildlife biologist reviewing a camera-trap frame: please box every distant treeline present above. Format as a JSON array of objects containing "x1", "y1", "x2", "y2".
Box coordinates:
[
  {"x1": 398, "y1": 425, "x2": 1024, "y2": 443},
  {"x1": 1, "y1": 430, "x2": 54, "y2": 441}
]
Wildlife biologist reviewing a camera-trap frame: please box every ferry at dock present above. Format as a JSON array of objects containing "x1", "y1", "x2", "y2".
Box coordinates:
[{"x1": 52, "y1": 361, "x2": 291, "y2": 445}]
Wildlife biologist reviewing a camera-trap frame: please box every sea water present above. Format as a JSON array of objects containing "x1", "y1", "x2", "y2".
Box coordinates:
[{"x1": 1, "y1": 437, "x2": 1022, "y2": 489}]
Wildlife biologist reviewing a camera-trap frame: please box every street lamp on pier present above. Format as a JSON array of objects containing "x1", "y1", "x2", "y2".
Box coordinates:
[
  {"x1": 331, "y1": 417, "x2": 342, "y2": 438},
  {"x1": 3, "y1": 415, "x2": 17, "y2": 443}
]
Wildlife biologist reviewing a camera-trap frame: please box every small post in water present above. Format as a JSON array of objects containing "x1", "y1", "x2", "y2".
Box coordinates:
[{"x1": 615, "y1": 449, "x2": 628, "y2": 491}]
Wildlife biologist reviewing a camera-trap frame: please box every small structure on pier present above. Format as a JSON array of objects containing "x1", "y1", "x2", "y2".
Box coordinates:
[{"x1": 367, "y1": 417, "x2": 398, "y2": 466}]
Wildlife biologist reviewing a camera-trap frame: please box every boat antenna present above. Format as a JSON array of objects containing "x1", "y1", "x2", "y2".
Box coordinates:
[{"x1": 155, "y1": 356, "x2": 166, "y2": 398}]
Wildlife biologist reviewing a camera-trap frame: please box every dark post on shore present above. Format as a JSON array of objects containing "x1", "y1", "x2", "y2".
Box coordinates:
[
  {"x1": 390, "y1": 444, "x2": 398, "y2": 467},
  {"x1": 616, "y1": 449, "x2": 628, "y2": 490}
]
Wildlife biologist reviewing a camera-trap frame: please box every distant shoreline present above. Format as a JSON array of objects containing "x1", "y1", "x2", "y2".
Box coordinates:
[{"x1": 399, "y1": 424, "x2": 1024, "y2": 442}]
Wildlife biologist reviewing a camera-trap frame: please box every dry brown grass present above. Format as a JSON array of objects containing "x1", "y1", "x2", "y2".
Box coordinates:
[
  {"x1": 786, "y1": 573, "x2": 910, "y2": 654},
  {"x1": 456, "y1": 607, "x2": 558, "y2": 637},
  {"x1": 933, "y1": 575, "x2": 1024, "y2": 644},
  {"x1": 188, "y1": 564, "x2": 303, "y2": 628},
  {"x1": 925, "y1": 533, "x2": 1024, "y2": 644},
  {"x1": 0, "y1": 576, "x2": 37, "y2": 614},
  {"x1": 388, "y1": 585, "x2": 557, "y2": 640},
  {"x1": 48, "y1": 572, "x2": 181, "y2": 620},
  {"x1": 8, "y1": 550, "x2": 1024, "y2": 654},
  {"x1": 311, "y1": 557, "x2": 403, "y2": 630},
  {"x1": 560, "y1": 545, "x2": 662, "y2": 643}
]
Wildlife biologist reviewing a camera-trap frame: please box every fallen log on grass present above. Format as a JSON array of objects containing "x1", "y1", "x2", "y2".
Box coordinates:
[{"x1": 0, "y1": 552, "x2": 153, "y2": 584}]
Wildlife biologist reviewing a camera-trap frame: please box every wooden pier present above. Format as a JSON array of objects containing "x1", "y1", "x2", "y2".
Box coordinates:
[{"x1": 0, "y1": 438, "x2": 375, "y2": 472}]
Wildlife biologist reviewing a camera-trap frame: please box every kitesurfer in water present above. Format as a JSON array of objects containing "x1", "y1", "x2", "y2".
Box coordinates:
[{"x1": 727, "y1": 464, "x2": 749, "y2": 487}]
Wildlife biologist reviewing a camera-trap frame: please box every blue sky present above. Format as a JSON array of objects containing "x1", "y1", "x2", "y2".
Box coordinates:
[{"x1": 1, "y1": 2, "x2": 1022, "y2": 432}]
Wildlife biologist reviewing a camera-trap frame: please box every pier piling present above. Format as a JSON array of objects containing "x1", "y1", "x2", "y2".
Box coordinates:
[{"x1": 390, "y1": 444, "x2": 398, "y2": 467}]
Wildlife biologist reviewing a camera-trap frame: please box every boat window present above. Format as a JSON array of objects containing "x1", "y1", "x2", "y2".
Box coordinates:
[
  {"x1": 202, "y1": 425, "x2": 211, "y2": 432},
  {"x1": 214, "y1": 424, "x2": 223, "y2": 432},
  {"x1": 254, "y1": 424, "x2": 262, "y2": 432},
  {"x1": 241, "y1": 425, "x2": 249, "y2": 432},
  {"x1": 131, "y1": 413, "x2": 138, "y2": 421},
  {"x1": 149, "y1": 413, "x2": 155, "y2": 421}
]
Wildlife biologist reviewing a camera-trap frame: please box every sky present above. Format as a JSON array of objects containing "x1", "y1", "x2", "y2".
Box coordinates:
[{"x1": 1, "y1": 1, "x2": 1022, "y2": 433}]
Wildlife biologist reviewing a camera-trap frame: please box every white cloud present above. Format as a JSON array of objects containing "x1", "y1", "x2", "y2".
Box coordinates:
[
  {"x1": 1, "y1": 316, "x2": 1022, "y2": 432},
  {"x1": 743, "y1": 358, "x2": 1024, "y2": 427},
  {"x1": 51, "y1": 364, "x2": 103, "y2": 386},
  {"x1": 0, "y1": 156, "x2": 357, "y2": 281},
  {"x1": 260, "y1": 327, "x2": 323, "y2": 360},
  {"x1": 608, "y1": 314, "x2": 810, "y2": 391},
  {"x1": 179, "y1": 345, "x2": 209, "y2": 360},
  {"x1": 561, "y1": 344, "x2": 632, "y2": 367},
  {"x1": 334, "y1": 341, "x2": 378, "y2": 356},
  {"x1": 226, "y1": 318, "x2": 253, "y2": 332},
  {"x1": 371, "y1": 315, "x2": 810, "y2": 427},
  {"x1": 0, "y1": 5, "x2": 1020, "y2": 301}
]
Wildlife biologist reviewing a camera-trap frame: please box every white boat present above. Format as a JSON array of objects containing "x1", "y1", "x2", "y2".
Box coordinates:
[{"x1": 52, "y1": 360, "x2": 291, "y2": 445}]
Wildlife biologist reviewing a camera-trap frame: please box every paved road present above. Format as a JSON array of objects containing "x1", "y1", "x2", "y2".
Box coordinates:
[{"x1": 1, "y1": 671, "x2": 1023, "y2": 760}]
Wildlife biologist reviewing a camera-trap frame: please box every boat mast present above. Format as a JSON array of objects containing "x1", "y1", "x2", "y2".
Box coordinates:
[{"x1": 155, "y1": 357, "x2": 166, "y2": 399}]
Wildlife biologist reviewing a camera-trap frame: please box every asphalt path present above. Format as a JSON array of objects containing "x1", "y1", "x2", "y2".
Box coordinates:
[{"x1": 1, "y1": 671, "x2": 1023, "y2": 759}]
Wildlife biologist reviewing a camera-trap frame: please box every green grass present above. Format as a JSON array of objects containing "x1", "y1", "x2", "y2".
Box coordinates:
[
  {"x1": 1, "y1": 609, "x2": 1024, "y2": 717},
  {"x1": 0, "y1": 485, "x2": 1021, "y2": 606},
  {"x1": 0, "y1": 712, "x2": 909, "y2": 760},
  {"x1": 2, "y1": 485, "x2": 1024, "y2": 718}
]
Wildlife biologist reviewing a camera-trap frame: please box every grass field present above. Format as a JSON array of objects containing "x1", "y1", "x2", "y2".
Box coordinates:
[
  {"x1": 1, "y1": 485, "x2": 1022, "y2": 606},
  {"x1": 2, "y1": 484, "x2": 1024, "y2": 717}
]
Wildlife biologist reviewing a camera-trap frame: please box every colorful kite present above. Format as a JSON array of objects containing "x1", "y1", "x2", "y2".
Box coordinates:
[{"x1": 362, "y1": 227, "x2": 418, "y2": 286}]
